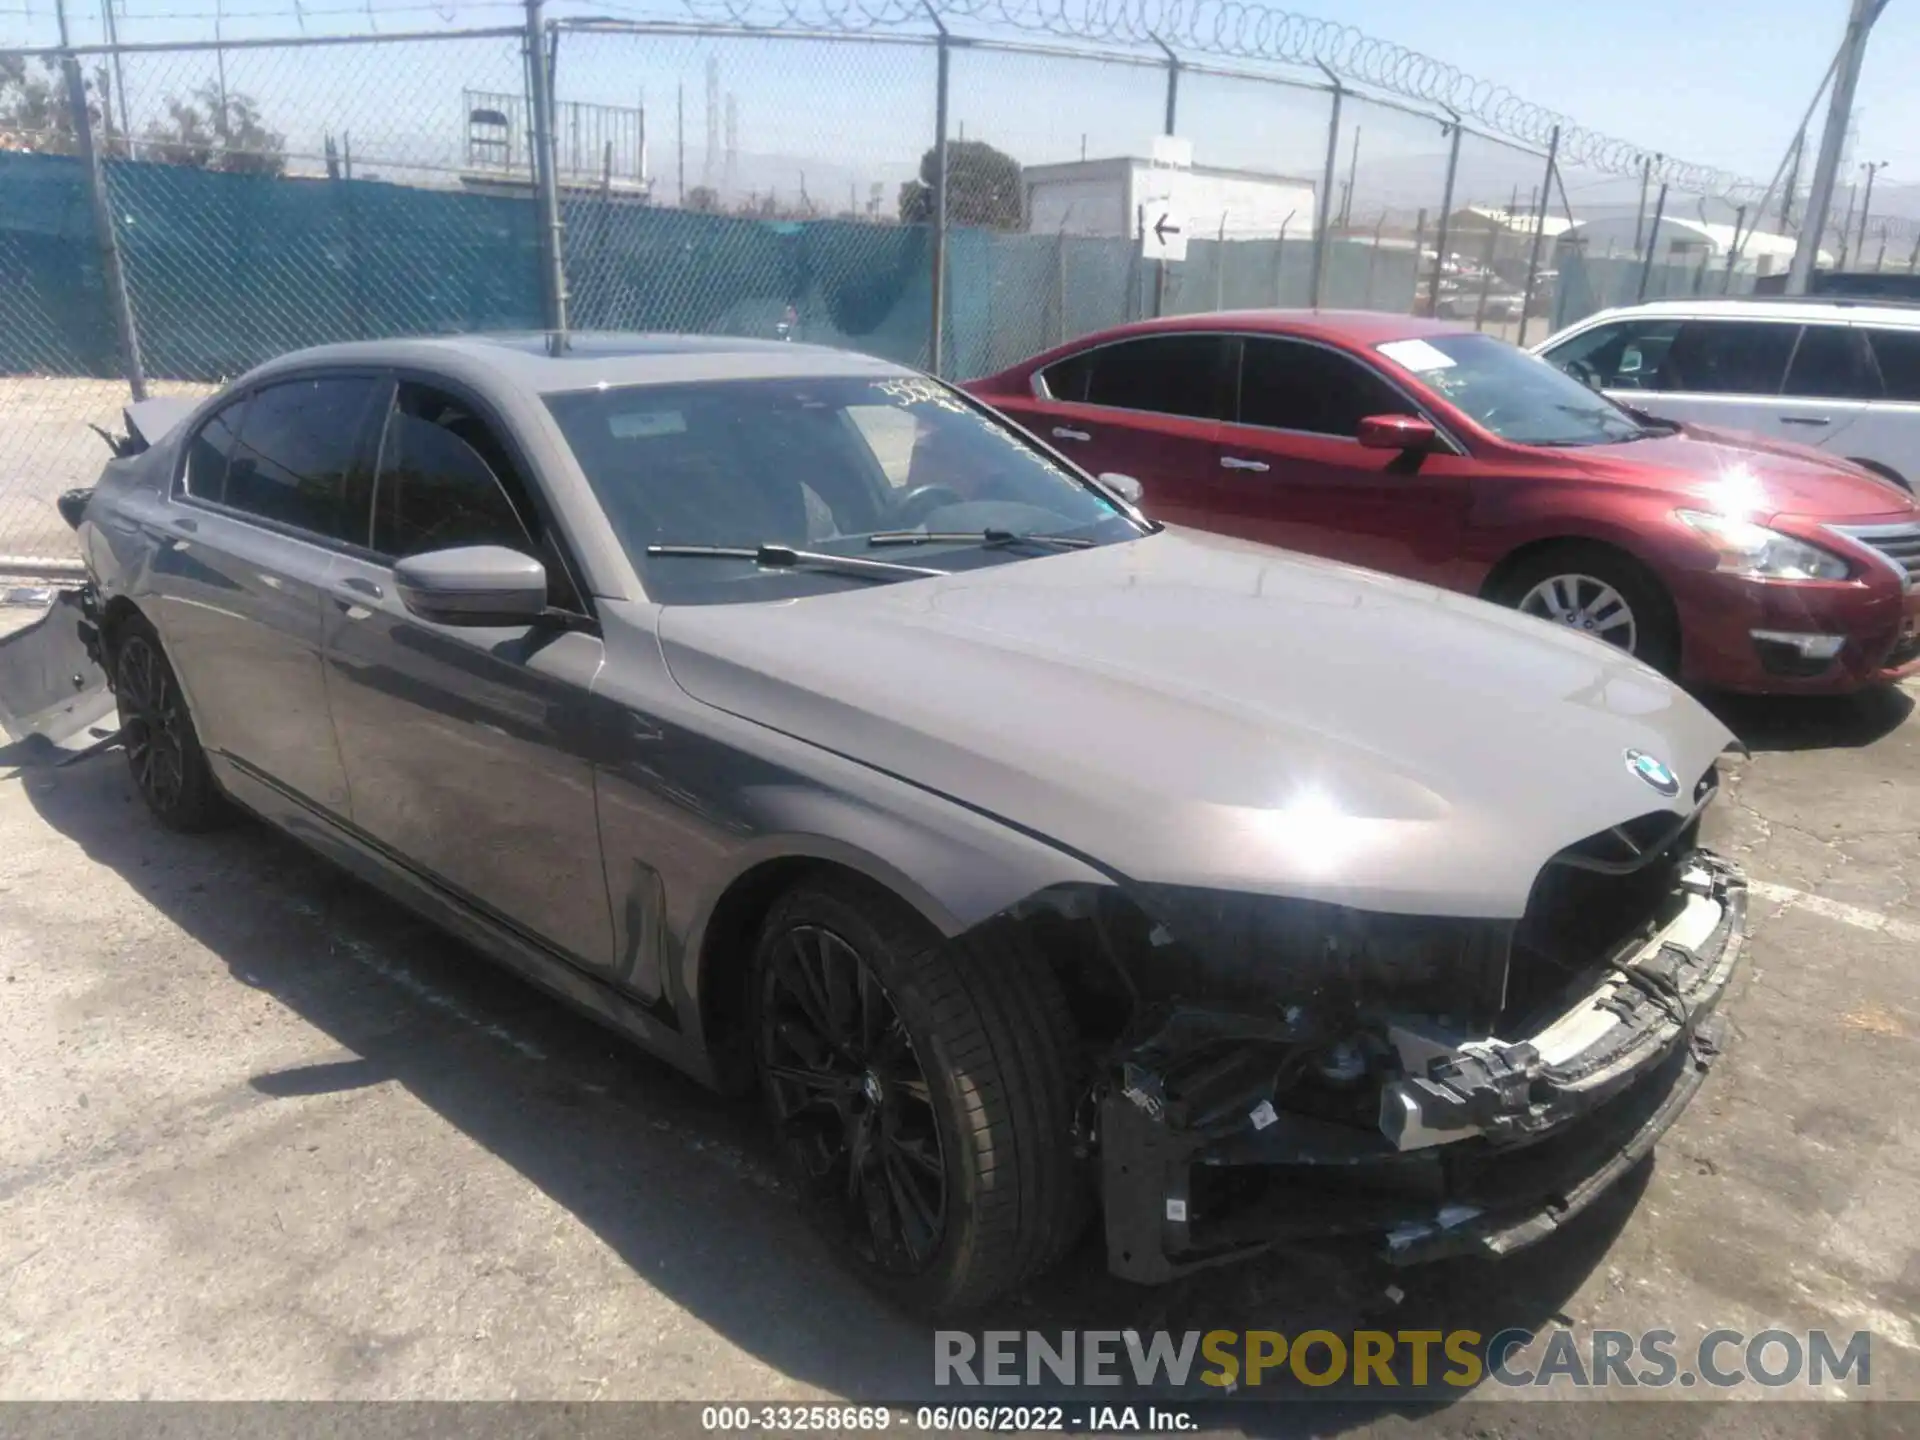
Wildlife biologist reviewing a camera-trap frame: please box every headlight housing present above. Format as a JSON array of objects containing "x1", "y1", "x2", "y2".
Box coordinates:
[{"x1": 1676, "y1": 510, "x2": 1850, "y2": 581}]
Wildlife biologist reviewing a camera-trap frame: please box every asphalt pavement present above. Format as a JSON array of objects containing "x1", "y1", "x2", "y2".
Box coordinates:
[{"x1": 0, "y1": 612, "x2": 1915, "y2": 1427}]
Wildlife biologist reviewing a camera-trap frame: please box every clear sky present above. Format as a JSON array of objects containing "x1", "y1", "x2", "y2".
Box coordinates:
[
  {"x1": 1323, "y1": 0, "x2": 1919, "y2": 185},
  {"x1": 5, "y1": 0, "x2": 1915, "y2": 221}
]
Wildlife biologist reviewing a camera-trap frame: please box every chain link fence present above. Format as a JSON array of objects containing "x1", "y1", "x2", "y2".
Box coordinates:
[{"x1": 0, "y1": 10, "x2": 1851, "y2": 567}]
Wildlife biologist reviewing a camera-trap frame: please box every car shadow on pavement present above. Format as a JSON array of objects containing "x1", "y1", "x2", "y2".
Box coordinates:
[
  {"x1": 1703, "y1": 684, "x2": 1915, "y2": 755},
  {"x1": 15, "y1": 746, "x2": 1630, "y2": 1425}
]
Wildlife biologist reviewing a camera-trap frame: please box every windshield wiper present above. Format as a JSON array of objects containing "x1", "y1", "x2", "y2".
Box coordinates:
[
  {"x1": 866, "y1": 529, "x2": 1096, "y2": 551},
  {"x1": 645, "y1": 543, "x2": 943, "y2": 580}
]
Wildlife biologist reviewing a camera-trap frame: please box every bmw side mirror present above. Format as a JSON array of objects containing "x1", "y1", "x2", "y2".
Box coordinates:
[
  {"x1": 394, "y1": 545, "x2": 548, "y2": 626},
  {"x1": 1357, "y1": 414, "x2": 1438, "y2": 453},
  {"x1": 1099, "y1": 472, "x2": 1145, "y2": 506}
]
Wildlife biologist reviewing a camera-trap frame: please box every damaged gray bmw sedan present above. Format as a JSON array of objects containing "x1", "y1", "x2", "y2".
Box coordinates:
[{"x1": 63, "y1": 334, "x2": 1747, "y2": 1314}]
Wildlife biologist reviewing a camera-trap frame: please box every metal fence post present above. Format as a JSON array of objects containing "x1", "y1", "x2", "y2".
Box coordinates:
[
  {"x1": 1426, "y1": 110, "x2": 1461, "y2": 317},
  {"x1": 1723, "y1": 204, "x2": 1748, "y2": 293},
  {"x1": 1272, "y1": 213, "x2": 1292, "y2": 304},
  {"x1": 525, "y1": 0, "x2": 568, "y2": 342},
  {"x1": 1516, "y1": 124, "x2": 1559, "y2": 346},
  {"x1": 1631, "y1": 154, "x2": 1653, "y2": 257},
  {"x1": 1149, "y1": 35, "x2": 1179, "y2": 320},
  {"x1": 1636, "y1": 181, "x2": 1669, "y2": 302},
  {"x1": 1309, "y1": 63, "x2": 1342, "y2": 309},
  {"x1": 56, "y1": 8, "x2": 147, "y2": 400},
  {"x1": 927, "y1": 9, "x2": 951, "y2": 377}
]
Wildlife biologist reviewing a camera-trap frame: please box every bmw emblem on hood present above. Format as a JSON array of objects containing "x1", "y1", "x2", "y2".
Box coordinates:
[{"x1": 1625, "y1": 748, "x2": 1680, "y2": 797}]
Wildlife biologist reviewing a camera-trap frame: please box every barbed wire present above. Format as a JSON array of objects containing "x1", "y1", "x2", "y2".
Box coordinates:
[
  {"x1": 619, "y1": 0, "x2": 1772, "y2": 201},
  {"x1": 4, "y1": 0, "x2": 1784, "y2": 200}
]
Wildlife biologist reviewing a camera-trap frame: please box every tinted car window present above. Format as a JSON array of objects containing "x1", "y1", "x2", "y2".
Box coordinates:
[
  {"x1": 1237, "y1": 338, "x2": 1406, "y2": 437},
  {"x1": 546, "y1": 375, "x2": 1141, "y2": 605},
  {"x1": 374, "y1": 386, "x2": 533, "y2": 558},
  {"x1": 1541, "y1": 318, "x2": 1680, "y2": 390},
  {"x1": 183, "y1": 397, "x2": 247, "y2": 500},
  {"x1": 1661, "y1": 321, "x2": 1797, "y2": 396},
  {"x1": 1867, "y1": 328, "x2": 1920, "y2": 402},
  {"x1": 1784, "y1": 325, "x2": 1877, "y2": 400},
  {"x1": 1048, "y1": 335, "x2": 1230, "y2": 420},
  {"x1": 223, "y1": 377, "x2": 381, "y2": 541}
]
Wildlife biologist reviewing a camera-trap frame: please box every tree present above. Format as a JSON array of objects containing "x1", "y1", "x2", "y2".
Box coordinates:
[
  {"x1": 898, "y1": 137, "x2": 1022, "y2": 230},
  {"x1": 0, "y1": 56, "x2": 128, "y2": 158},
  {"x1": 1, "y1": 55, "x2": 79, "y2": 155},
  {"x1": 143, "y1": 82, "x2": 285, "y2": 177}
]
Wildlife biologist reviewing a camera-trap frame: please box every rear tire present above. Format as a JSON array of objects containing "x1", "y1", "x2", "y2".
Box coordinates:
[
  {"x1": 751, "y1": 876, "x2": 1086, "y2": 1315},
  {"x1": 1495, "y1": 542, "x2": 1681, "y2": 677},
  {"x1": 112, "y1": 615, "x2": 231, "y2": 833}
]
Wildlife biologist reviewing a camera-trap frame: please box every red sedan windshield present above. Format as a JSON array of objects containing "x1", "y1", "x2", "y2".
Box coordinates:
[{"x1": 1376, "y1": 332, "x2": 1652, "y2": 448}]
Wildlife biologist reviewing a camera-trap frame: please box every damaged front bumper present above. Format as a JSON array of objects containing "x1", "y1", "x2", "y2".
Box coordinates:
[
  {"x1": 0, "y1": 584, "x2": 116, "y2": 755},
  {"x1": 1099, "y1": 853, "x2": 1747, "y2": 1283}
]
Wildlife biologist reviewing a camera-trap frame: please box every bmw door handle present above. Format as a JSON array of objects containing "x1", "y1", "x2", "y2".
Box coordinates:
[
  {"x1": 1779, "y1": 416, "x2": 1831, "y2": 427},
  {"x1": 1051, "y1": 427, "x2": 1092, "y2": 443},
  {"x1": 1220, "y1": 456, "x2": 1271, "y2": 472}
]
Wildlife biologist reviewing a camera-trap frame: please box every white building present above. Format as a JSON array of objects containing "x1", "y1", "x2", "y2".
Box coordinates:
[
  {"x1": 1022, "y1": 156, "x2": 1317, "y2": 241},
  {"x1": 1559, "y1": 215, "x2": 1832, "y2": 275}
]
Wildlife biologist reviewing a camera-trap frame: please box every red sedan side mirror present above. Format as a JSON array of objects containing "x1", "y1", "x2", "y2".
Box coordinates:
[{"x1": 1357, "y1": 414, "x2": 1438, "y2": 452}]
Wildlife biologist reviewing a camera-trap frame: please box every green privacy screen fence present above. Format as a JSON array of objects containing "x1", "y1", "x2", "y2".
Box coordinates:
[{"x1": 2, "y1": 151, "x2": 1433, "y2": 385}]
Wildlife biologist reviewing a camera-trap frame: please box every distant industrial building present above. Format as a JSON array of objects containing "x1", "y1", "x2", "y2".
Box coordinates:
[
  {"x1": 1558, "y1": 215, "x2": 1830, "y2": 275},
  {"x1": 1022, "y1": 156, "x2": 1317, "y2": 241}
]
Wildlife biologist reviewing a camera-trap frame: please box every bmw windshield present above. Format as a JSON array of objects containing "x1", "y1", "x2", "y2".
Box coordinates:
[
  {"x1": 546, "y1": 375, "x2": 1145, "y2": 604},
  {"x1": 1376, "y1": 332, "x2": 1652, "y2": 447}
]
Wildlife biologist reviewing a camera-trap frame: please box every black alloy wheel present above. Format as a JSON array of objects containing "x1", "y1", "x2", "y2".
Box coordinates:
[
  {"x1": 750, "y1": 877, "x2": 1087, "y2": 1314},
  {"x1": 113, "y1": 617, "x2": 229, "y2": 832},
  {"x1": 119, "y1": 630, "x2": 186, "y2": 811},
  {"x1": 758, "y1": 921, "x2": 948, "y2": 1273}
]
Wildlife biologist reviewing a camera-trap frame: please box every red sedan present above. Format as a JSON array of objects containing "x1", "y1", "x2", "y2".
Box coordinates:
[{"x1": 967, "y1": 311, "x2": 1920, "y2": 694}]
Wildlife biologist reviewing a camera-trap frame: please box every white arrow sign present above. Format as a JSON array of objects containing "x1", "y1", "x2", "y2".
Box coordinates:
[{"x1": 1141, "y1": 207, "x2": 1188, "y2": 262}]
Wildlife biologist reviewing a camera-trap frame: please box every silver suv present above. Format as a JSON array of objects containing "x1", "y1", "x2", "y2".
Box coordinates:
[{"x1": 1534, "y1": 298, "x2": 1920, "y2": 492}]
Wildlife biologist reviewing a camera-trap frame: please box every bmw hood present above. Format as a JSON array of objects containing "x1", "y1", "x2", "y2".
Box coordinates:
[{"x1": 656, "y1": 527, "x2": 1735, "y2": 918}]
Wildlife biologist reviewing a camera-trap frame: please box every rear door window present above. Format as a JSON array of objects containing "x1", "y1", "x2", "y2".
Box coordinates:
[
  {"x1": 1661, "y1": 321, "x2": 1798, "y2": 396},
  {"x1": 1236, "y1": 338, "x2": 1407, "y2": 436},
  {"x1": 221, "y1": 376, "x2": 383, "y2": 542},
  {"x1": 1866, "y1": 328, "x2": 1920, "y2": 402},
  {"x1": 1784, "y1": 325, "x2": 1878, "y2": 399},
  {"x1": 1044, "y1": 335, "x2": 1232, "y2": 420}
]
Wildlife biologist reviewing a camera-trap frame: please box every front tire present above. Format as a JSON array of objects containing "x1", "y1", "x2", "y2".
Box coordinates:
[
  {"x1": 1496, "y1": 543, "x2": 1681, "y2": 677},
  {"x1": 751, "y1": 877, "x2": 1086, "y2": 1315},
  {"x1": 113, "y1": 615, "x2": 230, "y2": 832}
]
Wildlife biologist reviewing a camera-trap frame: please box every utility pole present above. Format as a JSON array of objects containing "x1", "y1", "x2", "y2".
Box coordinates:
[
  {"x1": 675, "y1": 82, "x2": 684, "y2": 205},
  {"x1": 1837, "y1": 182, "x2": 1858, "y2": 268},
  {"x1": 1857, "y1": 160, "x2": 1887, "y2": 258},
  {"x1": 1788, "y1": 0, "x2": 1887, "y2": 293}
]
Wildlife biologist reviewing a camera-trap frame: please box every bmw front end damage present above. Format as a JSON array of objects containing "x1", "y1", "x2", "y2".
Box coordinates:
[{"x1": 991, "y1": 770, "x2": 1746, "y2": 1283}]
